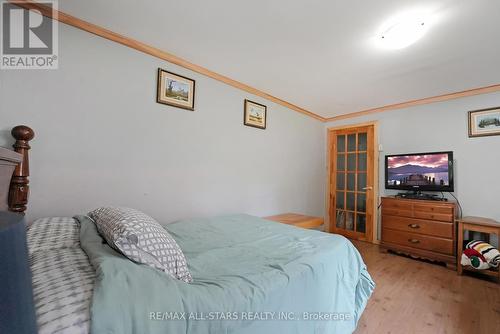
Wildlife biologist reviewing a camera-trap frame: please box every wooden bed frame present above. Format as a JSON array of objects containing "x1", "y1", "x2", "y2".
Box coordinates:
[{"x1": 0, "y1": 125, "x2": 35, "y2": 214}]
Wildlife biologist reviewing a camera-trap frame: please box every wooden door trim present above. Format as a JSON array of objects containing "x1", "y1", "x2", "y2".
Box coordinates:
[{"x1": 326, "y1": 121, "x2": 379, "y2": 243}]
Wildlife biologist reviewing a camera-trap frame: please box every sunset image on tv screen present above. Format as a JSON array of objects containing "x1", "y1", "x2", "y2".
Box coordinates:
[{"x1": 387, "y1": 154, "x2": 450, "y2": 187}]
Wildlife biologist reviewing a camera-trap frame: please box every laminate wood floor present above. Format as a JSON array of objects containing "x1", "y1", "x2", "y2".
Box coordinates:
[{"x1": 351, "y1": 240, "x2": 500, "y2": 334}]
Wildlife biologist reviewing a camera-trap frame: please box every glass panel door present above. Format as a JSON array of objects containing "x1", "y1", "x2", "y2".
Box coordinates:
[{"x1": 329, "y1": 125, "x2": 374, "y2": 241}]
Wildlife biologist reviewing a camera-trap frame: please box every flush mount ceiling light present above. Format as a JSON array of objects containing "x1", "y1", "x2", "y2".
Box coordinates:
[{"x1": 377, "y1": 11, "x2": 433, "y2": 49}]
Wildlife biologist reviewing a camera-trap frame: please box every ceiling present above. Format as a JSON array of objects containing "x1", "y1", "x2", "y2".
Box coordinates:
[{"x1": 59, "y1": 0, "x2": 500, "y2": 119}]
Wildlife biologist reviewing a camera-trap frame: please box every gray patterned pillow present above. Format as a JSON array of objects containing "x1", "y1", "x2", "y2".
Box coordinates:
[{"x1": 88, "y1": 207, "x2": 192, "y2": 283}]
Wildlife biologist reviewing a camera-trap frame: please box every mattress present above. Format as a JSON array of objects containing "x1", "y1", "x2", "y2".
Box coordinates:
[{"x1": 28, "y1": 214, "x2": 374, "y2": 334}]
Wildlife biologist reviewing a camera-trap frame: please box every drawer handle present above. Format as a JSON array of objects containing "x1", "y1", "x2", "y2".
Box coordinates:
[
  {"x1": 408, "y1": 224, "x2": 420, "y2": 229},
  {"x1": 408, "y1": 239, "x2": 420, "y2": 244}
]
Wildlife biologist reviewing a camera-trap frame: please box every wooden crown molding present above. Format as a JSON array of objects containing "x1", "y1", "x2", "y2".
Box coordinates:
[
  {"x1": 326, "y1": 84, "x2": 500, "y2": 122},
  {"x1": 11, "y1": 1, "x2": 500, "y2": 124},
  {"x1": 11, "y1": 0, "x2": 325, "y2": 122}
]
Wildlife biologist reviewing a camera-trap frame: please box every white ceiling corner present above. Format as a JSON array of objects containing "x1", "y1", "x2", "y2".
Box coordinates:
[{"x1": 59, "y1": 0, "x2": 500, "y2": 118}]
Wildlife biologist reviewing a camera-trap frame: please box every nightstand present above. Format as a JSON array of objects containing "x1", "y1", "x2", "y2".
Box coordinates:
[
  {"x1": 457, "y1": 216, "x2": 500, "y2": 283},
  {"x1": 264, "y1": 213, "x2": 324, "y2": 230}
]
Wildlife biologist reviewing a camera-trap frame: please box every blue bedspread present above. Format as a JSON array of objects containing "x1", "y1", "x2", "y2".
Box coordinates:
[{"x1": 78, "y1": 214, "x2": 374, "y2": 334}]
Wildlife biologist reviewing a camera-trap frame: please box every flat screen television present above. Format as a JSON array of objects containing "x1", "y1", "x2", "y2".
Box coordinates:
[{"x1": 385, "y1": 151, "x2": 454, "y2": 192}]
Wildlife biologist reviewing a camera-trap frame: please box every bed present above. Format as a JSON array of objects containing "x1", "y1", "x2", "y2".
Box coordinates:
[{"x1": 2, "y1": 125, "x2": 375, "y2": 334}]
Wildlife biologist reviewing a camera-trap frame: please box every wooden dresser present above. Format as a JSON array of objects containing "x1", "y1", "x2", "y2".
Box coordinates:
[{"x1": 381, "y1": 197, "x2": 457, "y2": 268}]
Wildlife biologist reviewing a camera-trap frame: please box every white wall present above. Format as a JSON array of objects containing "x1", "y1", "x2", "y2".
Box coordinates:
[
  {"x1": 0, "y1": 24, "x2": 326, "y2": 223},
  {"x1": 326, "y1": 92, "x2": 500, "y2": 239},
  {"x1": 2, "y1": 18, "x2": 498, "y2": 234}
]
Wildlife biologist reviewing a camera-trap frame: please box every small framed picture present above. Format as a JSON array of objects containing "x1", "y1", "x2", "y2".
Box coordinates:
[
  {"x1": 244, "y1": 99, "x2": 267, "y2": 129},
  {"x1": 157, "y1": 68, "x2": 195, "y2": 110},
  {"x1": 468, "y1": 107, "x2": 500, "y2": 138}
]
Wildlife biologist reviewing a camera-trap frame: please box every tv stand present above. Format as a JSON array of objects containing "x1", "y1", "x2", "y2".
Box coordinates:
[
  {"x1": 396, "y1": 191, "x2": 447, "y2": 201},
  {"x1": 381, "y1": 197, "x2": 457, "y2": 269}
]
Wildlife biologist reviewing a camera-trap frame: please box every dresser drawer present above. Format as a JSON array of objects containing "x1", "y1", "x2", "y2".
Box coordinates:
[
  {"x1": 413, "y1": 204, "x2": 453, "y2": 215},
  {"x1": 382, "y1": 229, "x2": 454, "y2": 255},
  {"x1": 382, "y1": 215, "x2": 453, "y2": 238},
  {"x1": 382, "y1": 208, "x2": 413, "y2": 218},
  {"x1": 413, "y1": 211, "x2": 453, "y2": 222},
  {"x1": 382, "y1": 200, "x2": 413, "y2": 211}
]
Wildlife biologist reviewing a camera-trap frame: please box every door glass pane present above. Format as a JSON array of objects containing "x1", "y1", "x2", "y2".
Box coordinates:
[
  {"x1": 357, "y1": 173, "x2": 367, "y2": 191},
  {"x1": 336, "y1": 173, "x2": 345, "y2": 190},
  {"x1": 346, "y1": 212, "x2": 354, "y2": 230},
  {"x1": 358, "y1": 153, "x2": 367, "y2": 171},
  {"x1": 332, "y1": 128, "x2": 371, "y2": 237},
  {"x1": 336, "y1": 192, "x2": 345, "y2": 209},
  {"x1": 347, "y1": 134, "x2": 356, "y2": 152},
  {"x1": 347, "y1": 173, "x2": 355, "y2": 191},
  {"x1": 356, "y1": 214, "x2": 366, "y2": 233},
  {"x1": 336, "y1": 210, "x2": 344, "y2": 228},
  {"x1": 337, "y1": 135, "x2": 345, "y2": 152},
  {"x1": 337, "y1": 154, "x2": 345, "y2": 171},
  {"x1": 347, "y1": 153, "x2": 356, "y2": 171},
  {"x1": 358, "y1": 133, "x2": 367, "y2": 151},
  {"x1": 346, "y1": 192, "x2": 355, "y2": 211},
  {"x1": 357, "y1": 193, "x2": 366, "y2": 212}
]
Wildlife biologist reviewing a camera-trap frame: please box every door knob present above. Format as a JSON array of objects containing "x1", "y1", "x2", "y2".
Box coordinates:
[{"x1": 362, "y1": 186, "x2": 373, "y2": 190}]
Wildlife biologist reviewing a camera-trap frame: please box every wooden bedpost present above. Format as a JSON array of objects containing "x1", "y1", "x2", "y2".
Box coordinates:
[{"x1": 8, "y1": 125, "x2": 35, "y2": 214}]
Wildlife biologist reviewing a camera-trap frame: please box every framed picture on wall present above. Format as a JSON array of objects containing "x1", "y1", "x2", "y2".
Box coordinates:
[
  {"x1": 157, "y1": 68, "x2": 195, "y2": 110},
  {"x1": 244, "y1": 99, "x2": 267, "y2": 129},
  {"x1": 468, "y1": 107, "x2": 500, "y2": 137}
]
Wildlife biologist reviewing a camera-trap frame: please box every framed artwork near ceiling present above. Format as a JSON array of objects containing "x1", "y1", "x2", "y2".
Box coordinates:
[
  {"x1": 468, "y1": 107, "x2": 500, "y2": 137},
  {"x1": 243, "y1": 99, "x2": 267, "y2": 129},
  {"x1": 157, "y1": 68, "x2": 195, "y2": 110}
]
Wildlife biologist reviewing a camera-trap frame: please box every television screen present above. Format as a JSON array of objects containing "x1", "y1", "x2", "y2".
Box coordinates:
[{"x1": 385, "y1": 151, "x2": 454, "y2": 192}]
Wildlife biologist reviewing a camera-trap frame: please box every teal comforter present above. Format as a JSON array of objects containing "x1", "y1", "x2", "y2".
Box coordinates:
[{"x1": 77, "y1": 214, "x2": 374, "y2": 334}]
